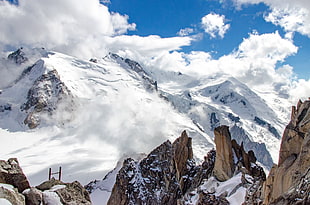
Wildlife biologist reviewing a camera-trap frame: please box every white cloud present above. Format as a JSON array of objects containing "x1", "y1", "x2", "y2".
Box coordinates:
[
  {"x1": 0, "y1": 0, "x2": 195, "y2": 60},
  {"x1": 209, "y1": 32, "x2": 298, "y2": 89},
  {"x1": 129, "y1": 31, "x2": 305, "y2": 101},
  {"x1": 0, "y1": 0, "x2": 135, "y2": 57},
  {"x1": 104, "y1": 35, "x2": 193, "y2": 57},
  {"x1": 233, "y1": 0, "x2": 310, "y2": 37},
  {"x1": 177, "y1": 28, "x2": 194, "y2": 36},
  {"x1": 201, "y1": 13, "x2": 230, "y2": 38},
  {"x1": 289, "y1": 79, "x2": 310, "y2": 102}
]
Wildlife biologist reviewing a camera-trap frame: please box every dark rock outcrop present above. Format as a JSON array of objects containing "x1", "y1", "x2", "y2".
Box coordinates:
[
  {"x1": 197, "y1": 192, "x2": 230, "y2": 205},
  {"x1": 0, "y1": 158, "x2": 30, "y2": 193},
  {"x1": 8, "y1": 48, "x2": 28, "y2": 64},
  {"x1": 107, "y1": 131, "x2": 194, "y2": 205},
  {"x1": 21, "y1": 69, "x2": 74, "y2": 128}
]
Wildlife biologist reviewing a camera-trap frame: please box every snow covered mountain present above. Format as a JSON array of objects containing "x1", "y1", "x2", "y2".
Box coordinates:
[{"x1": 0, "y1": 47, "x2": 291, "y2": 189}]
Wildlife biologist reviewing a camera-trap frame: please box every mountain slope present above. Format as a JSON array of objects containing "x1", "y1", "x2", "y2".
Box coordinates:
[{"x1": 0, "y1": 48, "x2": 291, "y2": 187}]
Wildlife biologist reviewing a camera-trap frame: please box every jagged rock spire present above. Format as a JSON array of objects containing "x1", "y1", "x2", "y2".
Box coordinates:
[
  {"x1": 107, "y1": 131, "x2": 194, "y2": 205},
  {"x1": 213, "y1": 125, "x2": 234, "y2": 181}
]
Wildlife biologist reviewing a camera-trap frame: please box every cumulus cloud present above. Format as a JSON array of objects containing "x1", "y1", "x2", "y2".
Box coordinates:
[
  {"x1": 177, "y1": 28, "x2": 194, "y2": 36},
  {"x1": 0, "y1": 0, "x2": 195, "y2": 60},
  {"x1": 201, "y1": 13, "x2": 230, "y2": 38},
  {"x1": 233, "y1": 0, "x2": 310, "y2": 37},
  {"x1": 0, "y1": 0, "x2": 135, "y2": 56}
]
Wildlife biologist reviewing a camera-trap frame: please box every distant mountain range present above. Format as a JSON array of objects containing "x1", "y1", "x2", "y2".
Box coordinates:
[{"x1": 0, "y1": 47, "x2": 291, "y2": 188}]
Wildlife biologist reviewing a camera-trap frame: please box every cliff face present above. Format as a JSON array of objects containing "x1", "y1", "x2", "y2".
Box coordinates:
[{"x1": 262, "y1": 99, "x2": 310, "y2": 205}]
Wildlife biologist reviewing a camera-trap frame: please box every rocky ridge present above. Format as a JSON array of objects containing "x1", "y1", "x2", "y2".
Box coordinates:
[
  {"x1": 106, "y1": 128, "x2": 266, "y2": 205},
  {"x1": 0, "y1": 158, "x2": 91, "y2": 205}
]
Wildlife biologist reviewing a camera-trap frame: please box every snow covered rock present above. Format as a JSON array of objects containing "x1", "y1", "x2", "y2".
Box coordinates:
[
  {"x1": 21, "y1": 69, "x2": 74, "y2": 129},
  {"x1": 0, "y1": 183, "x2": 25, "y2": 205},
  {"x1": 35, "y1": 179, "x2": 91, "y2": 205},
  {"x1": 106, "y1": 129, "x2": 265, "y2": 205},
  {"x1": 107, "y1": 131, "x2": 194, "y2": 205},
  {"x1": 7, "y1": 48, "x2": 28, "y2": 65}
]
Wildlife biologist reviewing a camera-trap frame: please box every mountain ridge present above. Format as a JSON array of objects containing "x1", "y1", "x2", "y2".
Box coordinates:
[{"x1": 0, "y1": 48, "x2": 290, "y2": 186}]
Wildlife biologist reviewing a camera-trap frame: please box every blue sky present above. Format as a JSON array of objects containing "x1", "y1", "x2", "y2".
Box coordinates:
[{"x1": 107, "y1": 0, "x2": 310, "y2": 79}]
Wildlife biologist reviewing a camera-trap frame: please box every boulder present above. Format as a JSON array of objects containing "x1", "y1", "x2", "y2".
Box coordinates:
[
  {"x1": 0, "y1": 183, "x2": 25, "y2": 205},
  {"x1": 55, "y1": 181, "x2": 91, "y2": 205},
  {"x1": 0, "y1": 158, "x2": 30, "y2": 193},
  {"x1": 36, "y1": 178, "x2": 91, "y2": 205},
  {"x1": 22, "y1": 187, "x2": 43, "y2": 205}
]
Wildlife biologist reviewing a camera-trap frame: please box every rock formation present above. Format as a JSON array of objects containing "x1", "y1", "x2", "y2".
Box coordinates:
[
  {"x1": 213, "y1": 125, "x2": 265, "y2": 182},
  {"x1": 0, "y1": 158, "x2": 30, "y2": 193},
  {"x1": 107, "y1": 129, "x2": 265, "y2": 205},
  {"x1": 8, "y1": 47, "x2": 28, "y2": 64},
  {"x1": 35, "y1": 179, "x2": 92, "y2": 205},
  {"x1": 213, "y1": 125, "x2": 234, "y2": 181},
  {"x1": 107, "y1": 131, "x2": 194, "y2": 205},
  {"x1": 0, "y1": 184, "x2": 25, "y2": 205},
  {"x1": 21, "y1": 69, "x2": 74, "y2": 129},
  {"x1": 261, "y1": 99, "x2": 310, "y2": 204},
  {"x1": 22, "y1": 187, "x2": 42, "y2": 205}
]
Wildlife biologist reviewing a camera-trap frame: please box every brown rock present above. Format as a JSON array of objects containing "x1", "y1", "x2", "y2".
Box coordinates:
[
  {"x1": 23, "y1": 187, "x2": 43, "y2": 205},
  {"x1": 0, "y1": 158, "x2": 30, "y2": 193},
  {"x1": 263, "y1": 99, "x2": 310, "y2": 204},
  {"x1": 0, "y1": 184, "x2": 25, "y2": 205},
  {"x1": 36, "y1": 179, "x2": 91, "y2": 205},
  {"x1": 213, "y1": 125, "x2": 234, "y2": 181},
  {"x1": 56, "y1": 181, "x2": 91, "y2": 205},
  {"x1": 172, "y1": 130, "x2": 193, "y2": 193},
  {"x1": 36, "y1": 178, "x2": 64, "y2": 191}
]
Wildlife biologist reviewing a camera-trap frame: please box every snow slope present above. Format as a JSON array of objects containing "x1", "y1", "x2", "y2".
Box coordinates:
[
  {"x1": 0, "y1": 50, "x2": 212, "y2": 186},
  {"x1": 0, "y1": 48, "x2": 291, "y2": 190}
]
